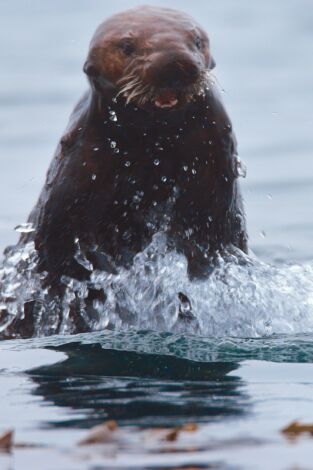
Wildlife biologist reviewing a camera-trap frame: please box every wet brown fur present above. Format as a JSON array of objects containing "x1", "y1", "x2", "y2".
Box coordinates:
[{"x1": 13, "y1": 6, "x2": 247, "y2": 335}]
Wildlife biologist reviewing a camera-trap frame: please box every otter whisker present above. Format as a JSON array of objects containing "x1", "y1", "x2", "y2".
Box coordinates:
[
  {"x1": 117, "y1": 79, "x2": 142, "y2": 97},
  {"x1": 137, "y1": 86, "x2": 155, "y2": 105},
  {"x1": 116, "y1": 66, "x2": 215, "y2": 107},
  {"x1": 117, "y1": 71, "x2": 141, "y2": 88},
  {"x1": 126, "y1": 85, "x2": 151, "y2": 105},
  {"x1": 117, "y1": 72, "x2": 154, "y2": 105},
  {"x1": 119, "y1": 76, "x2": 141, "y2": 88}
]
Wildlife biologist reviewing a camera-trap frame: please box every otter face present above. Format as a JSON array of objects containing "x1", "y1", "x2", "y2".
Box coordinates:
[{"x1": 83, "y1": 6, "x2": 215, "y2": 111}]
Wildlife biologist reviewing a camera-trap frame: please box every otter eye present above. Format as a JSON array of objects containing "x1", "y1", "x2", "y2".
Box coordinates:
[
  {"x1": 195, "y1": 36, "x2": 202, "y2": 50},
  {"x1": 118, "y1": 39, "x2": 136, "y2": 56}
]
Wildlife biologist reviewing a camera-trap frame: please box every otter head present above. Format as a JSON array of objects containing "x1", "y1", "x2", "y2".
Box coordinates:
[{"x1": 83, "y1": 6, "x2": 215, "y2": 111}]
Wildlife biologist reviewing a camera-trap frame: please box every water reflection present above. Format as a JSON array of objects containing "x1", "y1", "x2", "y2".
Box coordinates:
[{"x1": 28, "y1": 342, "x2": 249, "y2": 428}]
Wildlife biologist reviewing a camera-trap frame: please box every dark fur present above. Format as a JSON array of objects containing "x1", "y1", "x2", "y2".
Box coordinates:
[{"x1": 13, "y1": 6, "x2": 247, "y2": 335}]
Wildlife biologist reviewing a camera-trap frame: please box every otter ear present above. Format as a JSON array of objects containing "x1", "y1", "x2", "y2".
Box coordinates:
[
  {"x1": 209, "y1": 57, "x2": 216, "y2": 70},
  {"x1": 83, "y1": 60, "x2": 99, "y2": 78}
]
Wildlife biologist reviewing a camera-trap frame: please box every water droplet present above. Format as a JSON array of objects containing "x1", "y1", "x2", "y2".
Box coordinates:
[
  {"x1": 110, "y1": 140, "x2": 117, "y2": 149},
  {"x1": 133, "y1": 195, "x2": 141, "y2": 203},
  {"x1": 260, "y1": 230, "x2": 266, "y2": 238},
  {"x1": 93, "y1": 147, "x2": 99, "y2": 152},
  {"x1": 183, "y1": 165, "x2": 188, "y2": 172},
  {"x1": 74, "y1": 251, "x2": 93, "y2": 271},
  {"x1": 191, "y1": 169, "x2": 197, "y2": 175},
  {"x1": 235, "y1": 157, "x2": 247, "y2": 178},
  {"x1": 161, "y1": 176, "x2": 167, "y2": 182},
  {"x1": 91, "y1": 174, "x2": 97, "y2": 180},
  {"x1": 184, "y1": 228, "x2": 194, "y2": 238},
  {"x1": 267, "y1": 193, "x2": 273, "y2": 200},
  {"x1": 153, "y1": 159, "x2": 160, "y2": 166},
  {"x1": 152, "y1": 201, "x2": 157, "y2": 206},
  {"x1": 125, "y1": 161, "x2": 131, "y2": 167},
  {"x1": 14, "y1": 223, "x2": 35, "y2": 234},
  {"x1": 109, "y1": 110, "x2": 117, "y2": 122}
]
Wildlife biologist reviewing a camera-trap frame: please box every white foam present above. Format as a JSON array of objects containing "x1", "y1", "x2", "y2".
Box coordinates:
[{"x1": 1, "y1": 233, "x2": 313, "y2": 338}]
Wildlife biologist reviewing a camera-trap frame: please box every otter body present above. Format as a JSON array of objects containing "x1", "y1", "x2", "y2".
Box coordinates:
[
  {"x1": 12, "y1": 6, "x2": 247, "y2": 334},
  {"x1": 27, "y1": 88, "x2": 246, "y2": 283}
]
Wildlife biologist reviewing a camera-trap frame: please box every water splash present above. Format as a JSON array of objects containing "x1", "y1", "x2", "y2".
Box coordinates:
[
  {"x1": 1, "y1": 234, "x2": 313, "y2": 338},
  {"x1": 14, "y1": 222, "x2": 35, "y2": 234},
  {"x1": 234, "y1": 156, "x2": 247, "y2": 179},
  {"x1": 0, "y1": 242, "x2": 51, "y2": 335}
]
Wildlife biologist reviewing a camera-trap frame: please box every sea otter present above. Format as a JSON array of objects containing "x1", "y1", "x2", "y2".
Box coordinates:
[{"x1": 6, "y1": 6, "x2": 248, "y2": 336}]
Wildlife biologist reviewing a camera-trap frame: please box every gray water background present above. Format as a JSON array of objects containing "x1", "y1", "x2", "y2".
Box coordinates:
[{"x1": 1, "y1": 1, "x2": 313, "y2": 469}]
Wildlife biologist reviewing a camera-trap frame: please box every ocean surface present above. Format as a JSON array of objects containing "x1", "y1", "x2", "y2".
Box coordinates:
[{"x1": 1, "y1": 0, "x2": 313, "y2": 468}]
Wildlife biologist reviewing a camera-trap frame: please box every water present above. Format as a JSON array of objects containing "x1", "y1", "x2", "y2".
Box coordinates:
[
  {"x1": 2, "y1": 238, "x2": 313, "y2": 338},
  {"x1": 1, "y1": 333, "x2": 313, "y2": 469},
  {"x1": 1, "y1": 0, "x2": 313, "y2": 468}
]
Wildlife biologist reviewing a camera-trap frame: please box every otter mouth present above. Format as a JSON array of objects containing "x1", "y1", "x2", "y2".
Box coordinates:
[
  {"x1": 117, "y1": 71, "x2": 210, "y2": 111},
  {"x1": 154, "y1": 89, "x2": 178, "y2": 109}
]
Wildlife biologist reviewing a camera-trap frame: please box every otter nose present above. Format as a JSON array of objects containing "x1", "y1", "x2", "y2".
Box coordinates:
[{"x1": 148, "y1": 53, "x2": 201, "y2": 89}]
